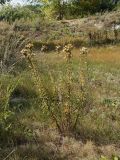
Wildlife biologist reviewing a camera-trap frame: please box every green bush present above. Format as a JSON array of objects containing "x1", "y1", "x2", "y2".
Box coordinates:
[{"x1": 0, "y1": 5, "x2": 34, "y2": 23}]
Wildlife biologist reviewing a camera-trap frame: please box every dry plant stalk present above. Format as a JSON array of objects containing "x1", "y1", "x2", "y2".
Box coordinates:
[
  {"x1": 63, "y1": 44, "x2": 73, "y2": 133},
  {"x1": 21, "y1": 43, "x2": 63, "y2": 133},
  {"x1": 73, "y1": 47, "x2": 89, "y2": 130},
  {"x1": 21, "y1": 43, "x2": 90, "y2": 136}
]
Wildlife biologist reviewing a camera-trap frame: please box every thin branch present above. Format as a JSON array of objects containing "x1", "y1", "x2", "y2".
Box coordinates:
[{"x1": 3, "y1": 148, "x2": 16, "y2": 160}]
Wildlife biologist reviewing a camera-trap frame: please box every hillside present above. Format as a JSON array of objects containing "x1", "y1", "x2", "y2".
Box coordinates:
[
  {"x1": 1, "y1": 10, "x2": 120, "y2": 47},
  {"x1": 13, "y1": 10, "x2": 120, "y2": 49}
]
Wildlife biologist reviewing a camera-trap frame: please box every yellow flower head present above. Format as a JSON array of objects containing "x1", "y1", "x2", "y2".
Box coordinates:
[
  {"x1": 80, "y1": 47, "x2": 88, "y2": 55},
  {"x1": 56, "y1": 45, "x2": 61, "y2": 52},
  {"x1": 63, "y1": 44, "x2": 73, "y2": 53},
  {"x1": 25, "y1": 43, "x2": 34, "y2": 49},
  {"x1": 20, "y1": 48, "x2": 29, "y2": 57}
]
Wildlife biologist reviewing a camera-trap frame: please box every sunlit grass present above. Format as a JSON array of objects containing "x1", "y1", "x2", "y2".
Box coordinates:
[{"x1": 36, "y1": 45, "x2": 120, "y2": 65}]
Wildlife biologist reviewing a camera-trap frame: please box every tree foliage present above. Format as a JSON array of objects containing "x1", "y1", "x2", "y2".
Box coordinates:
[
  {"x1": 0, "y1": 5, "x2": 35, "y2": 22},
  {"x1": 0, "y1": 0, "x2": 119, "y2": 20},
  {"x1": 0, "y1": 0, "x2": 10, "y2": 4},
  {"x1": 31, "y1": 0, "x2": 119, "y2": 19},
  {"x1": 69, "y1": 0, "x2": 116, "y2": 16}
]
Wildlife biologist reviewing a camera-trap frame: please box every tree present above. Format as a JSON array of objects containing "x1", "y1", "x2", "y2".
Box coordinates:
[
  {"x1": 69, "y1": 0, "x2": 115, "y2": 16},
  {"x1": 0, "y1": 5, "x2": 34, "y2": 22},
  {"x1": 50, "y1": 0, "x2": 65, "y2": 20},
  {"x1": 0, "y1": 0, "x2": 10, "y2": 4},
  {"x1": 99, "y1": 0, "x2": 115, "y2": 12},
  {"x1": 29, "y1": 0, "x2": 66, "y2": 19},
  {"x1": 29, "y1": 0, "x2": 118, "y2": 19},
  {"x1": 112, "y1": 0, "x2": 120, "y2": 5}
]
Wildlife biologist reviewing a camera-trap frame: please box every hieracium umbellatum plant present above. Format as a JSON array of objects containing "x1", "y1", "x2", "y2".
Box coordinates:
[
  {"x1": 63, "y1": 44, "x2": 73, "y2": 62},
  {"x1": 21, "y1": 43, "x2": 92, "y2": 136},
  {"x1": 21, "y1": 43, "x2": 63, "y2": 133},
  {"x1": 62, "y1": 44, "x2": 74, "y2": 133}
]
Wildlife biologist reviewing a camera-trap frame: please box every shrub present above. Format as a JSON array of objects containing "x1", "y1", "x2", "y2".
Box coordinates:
[
  {"x1": 0, "y1": 5, "x2": 34, "y2": 23},
  {"x1": 21, "y1": 43, "x2": 92, "y2": 136}
]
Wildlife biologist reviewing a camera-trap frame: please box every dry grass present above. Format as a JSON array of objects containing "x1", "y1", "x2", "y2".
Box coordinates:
[
  {"x1": 36, "y1": 45, "x2": 120, "y2": 63},
  {"x1": 89, "y1": 46, "x2": 120, "y2": 64},
  {"x1": 0, "y1": 21, "x2": 10, "y2": 32},
  {"x1": 1, "y1": 129, "x2": 120, "y2": 160}
]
